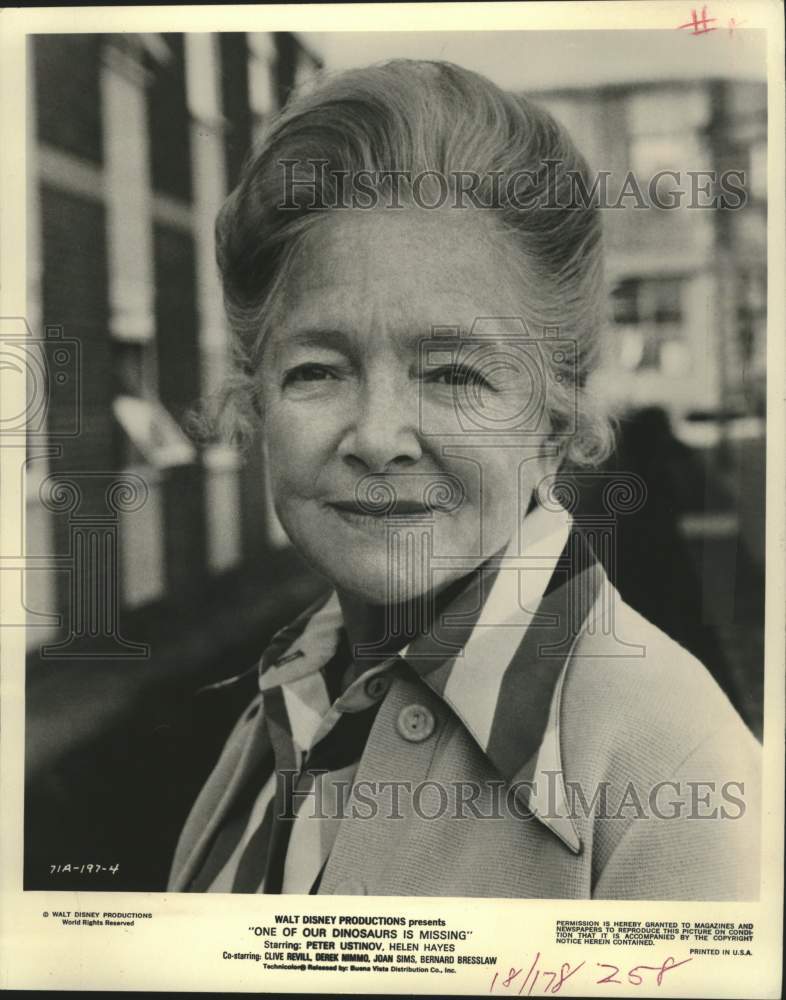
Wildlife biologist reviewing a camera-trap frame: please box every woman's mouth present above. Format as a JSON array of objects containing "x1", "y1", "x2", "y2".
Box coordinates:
[{"x1": 325, "y1": 499, "x2": 457, "y2": 534}]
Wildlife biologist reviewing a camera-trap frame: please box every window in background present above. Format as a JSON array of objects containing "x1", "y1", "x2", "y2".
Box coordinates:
[
  {"x1": 629, "y1": 131, "x2": 705, "y2": 181},
  {"x1": 626, "y1": 84, "x2": 714, "y2": 253},
  {"x1": 219, "y1": 33, "x2": 253, "y2": 191},
  {"x1": 34, "y1": 34, "x2": 103, "y2": 164},
  {"x1": 626, "y1": 85, "x2": 711, "y2": 136},
  {"x1": 147, "y1": 33, "x2": 192, "y2": 203},
  {"x1": 611, "y1": 276, "x2": 690, "y2": 375}
]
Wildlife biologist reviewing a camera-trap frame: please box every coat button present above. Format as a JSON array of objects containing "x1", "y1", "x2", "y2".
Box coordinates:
[
  {"x1": 364, "y1": 674, "x2": 390, "y2": 701},
  {"x1": 396, "y1": 704, "x2": 435, "y2": 742},
  {"x1": 335, "y1": 877, "x2": 366, "y2": 895}
]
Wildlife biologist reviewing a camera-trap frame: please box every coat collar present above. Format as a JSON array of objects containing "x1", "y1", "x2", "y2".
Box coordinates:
[{"x1": 255, "y1": 504, "x2": 606, "y2": 855}]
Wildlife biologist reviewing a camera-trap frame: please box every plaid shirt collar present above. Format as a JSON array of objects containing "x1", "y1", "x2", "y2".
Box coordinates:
[{"x1": 256, "y1": 503, "x2": 606, "y2": 854}]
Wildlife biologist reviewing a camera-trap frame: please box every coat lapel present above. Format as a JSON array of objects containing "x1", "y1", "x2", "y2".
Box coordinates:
[{"x1": 167, "y1": 692, "x2": 271, "y2": 891}]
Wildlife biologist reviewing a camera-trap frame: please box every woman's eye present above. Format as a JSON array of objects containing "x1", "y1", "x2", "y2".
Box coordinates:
[
  {"x1": 427, "y1": 365, "x2": 494, "y2": 390},
  {"x1": 282, "y1": 364, "x2": 337, "y2": 386}
]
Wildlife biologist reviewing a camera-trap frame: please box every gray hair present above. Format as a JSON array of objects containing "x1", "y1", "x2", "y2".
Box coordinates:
[{"x1": 205, "y1": 59, "x2": 614, "y2": 466}]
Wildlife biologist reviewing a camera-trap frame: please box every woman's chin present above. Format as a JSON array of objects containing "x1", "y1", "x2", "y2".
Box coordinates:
[{"x1": 311, "y1": 556, "x2": 437, "y2": 607}]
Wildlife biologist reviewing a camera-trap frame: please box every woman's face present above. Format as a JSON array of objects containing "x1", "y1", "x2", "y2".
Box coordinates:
[{"x1": 260, "y1": 208, "x2": 556, "y2": 604}]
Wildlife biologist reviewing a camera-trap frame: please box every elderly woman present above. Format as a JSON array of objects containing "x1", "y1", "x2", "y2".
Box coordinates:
[{"x1": 168, "y1": 60, "x2": 759, "y2": 899}]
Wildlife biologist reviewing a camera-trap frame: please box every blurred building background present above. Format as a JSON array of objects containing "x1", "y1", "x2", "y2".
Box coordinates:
[
  {"x1": 25, "y1": 31, "x2": 328, "y2": 890},
  {"x1": 24, "y1": 31, "x2": 766, "y2": 890},
  {"x1": 535, "y1": 75, "x2": 766, "y2": 736}
]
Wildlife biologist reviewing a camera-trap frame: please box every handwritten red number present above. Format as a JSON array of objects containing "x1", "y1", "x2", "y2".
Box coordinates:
[
  {"x1": 517, "y1": 953, "x2": 541, "y2": 995},
  {"x1": 553, "y1": 962, "x2": 585, "y2": 993},
  {"x1": 658, "y1": 956, "x2": 693, "y2": 985},
  {"x1": 502, "y1": 967, "x2": 522, "y2": 988},
  {"x1": 628, "y1": 966, "x2": 644, "y2": 986},
  {"x1": 596, "y1": 963, "x2": 622, "y2": 985},
  {"x1": 493, "y1": 954, "x2": 691, "y2": 993}
]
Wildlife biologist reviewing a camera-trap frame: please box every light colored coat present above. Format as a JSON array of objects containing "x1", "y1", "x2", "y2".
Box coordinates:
[{"x1": 168, "y1": 582, "x2": 760, "y2": 900}]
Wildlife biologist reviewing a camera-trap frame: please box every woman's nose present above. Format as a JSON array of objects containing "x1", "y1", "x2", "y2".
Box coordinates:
[{"x1": 337, "y1": 383, "x2": 423, "y2": 472}]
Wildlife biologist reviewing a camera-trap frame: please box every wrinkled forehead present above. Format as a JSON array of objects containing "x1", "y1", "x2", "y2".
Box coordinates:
[{"x1": 267, "y1": 208, "x2": 543, "y2": 349}]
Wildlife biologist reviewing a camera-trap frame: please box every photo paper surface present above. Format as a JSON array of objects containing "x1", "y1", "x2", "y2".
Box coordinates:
[{"x1": 0, "y1": 2, "x2": 783, "y2": 995}]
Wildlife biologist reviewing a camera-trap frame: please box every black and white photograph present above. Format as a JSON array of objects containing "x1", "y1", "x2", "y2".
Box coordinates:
[{"x1": 1, "y1": 3, "x2": 783, "y2": 995}]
